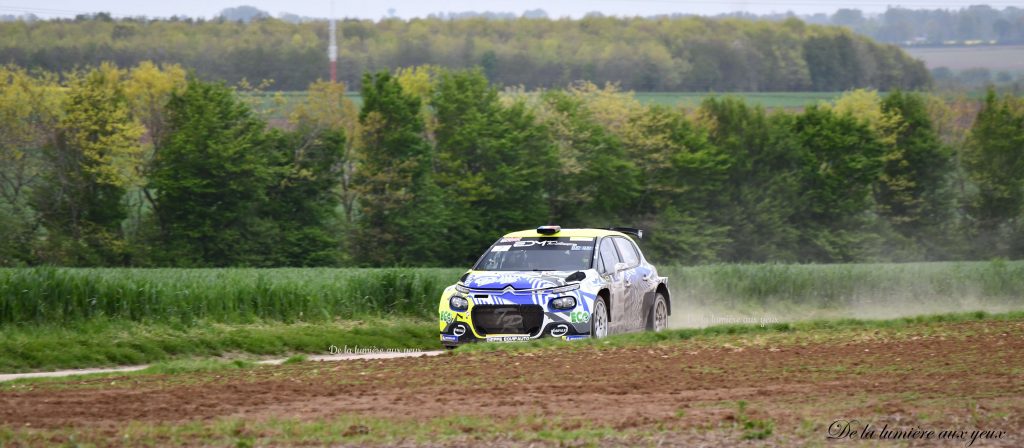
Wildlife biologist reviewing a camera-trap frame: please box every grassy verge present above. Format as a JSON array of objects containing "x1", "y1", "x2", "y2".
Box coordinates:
[
  {"x1": 7, "y1": 309, "x2": 1016, "y2": 381},
  {"x1": 0, "y1": 318, "x2": 437, "y2": 373},
  {"x1": 3, "y1": 308, "x2": 1021, "y2": 373}
]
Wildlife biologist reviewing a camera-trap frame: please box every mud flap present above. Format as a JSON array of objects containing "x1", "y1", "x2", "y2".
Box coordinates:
[{"x1": 641, "y1": 290, "x2": 656, "y2": 324}]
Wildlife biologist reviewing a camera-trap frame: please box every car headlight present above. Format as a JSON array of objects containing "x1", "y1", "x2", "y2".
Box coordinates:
[
  {"x1": 449, "y1": 295, "x2": 469, "y2": 311},
  {"x1": 454, "y1": 283, "x2": 470, "y2": 294},
  {"x1": 547, "y1": 284, "x2": 580, "y2": 294},
  {"x1": 550, "y1": 296, "x2": 577, "y2": 310}
]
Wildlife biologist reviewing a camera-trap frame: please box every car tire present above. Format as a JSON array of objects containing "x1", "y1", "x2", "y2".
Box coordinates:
[
  {"x1": 591, "y1": 295, "x2": 609, "y2": 339},
  {"x1": 646, "y1": 293, "x2": 668, "y2": 332}
]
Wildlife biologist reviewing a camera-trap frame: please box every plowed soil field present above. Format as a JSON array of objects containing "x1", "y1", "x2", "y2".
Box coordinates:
[{"x1": 2, "y1": 318, "x2": 1022, "y2": 446}]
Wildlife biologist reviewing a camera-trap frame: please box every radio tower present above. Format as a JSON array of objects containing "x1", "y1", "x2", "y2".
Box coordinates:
[{"x1": 328, "y1": 1, "x2": 338, "y2": 83}]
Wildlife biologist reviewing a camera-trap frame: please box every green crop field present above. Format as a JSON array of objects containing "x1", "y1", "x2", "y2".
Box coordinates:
[
  {"x1": 0, "y1": 267, "x2": 461, "y2": 325},
  {"x1": 3, "y1": 261, "x2": 1023, "y2": 326},
  {"x1": 631, "y1": 91, "x2": 843, "y2": 108},
  {"x1": 2, "y1": 262, "x2": 1022, "y2": 371}
]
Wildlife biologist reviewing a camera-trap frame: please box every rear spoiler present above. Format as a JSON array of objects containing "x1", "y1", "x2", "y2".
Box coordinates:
[{"x1": 608, "y1": 227, "x2": 643, "y2": 239}]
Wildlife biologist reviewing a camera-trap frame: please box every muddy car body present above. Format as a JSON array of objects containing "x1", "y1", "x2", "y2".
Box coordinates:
[{"x1": 438, "y1": 226, "x2": 671, "y2": 348}]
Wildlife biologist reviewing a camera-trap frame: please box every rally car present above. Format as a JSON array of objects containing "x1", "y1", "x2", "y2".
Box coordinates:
[{"x1": 438, "y1": 225, "x2": 671, "y2": 348}]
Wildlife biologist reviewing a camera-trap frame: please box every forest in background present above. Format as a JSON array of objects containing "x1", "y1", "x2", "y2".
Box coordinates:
[
  {"x1": 214, "y1": 4, "x2": 1024, "y2": 46},
  {"x1": 1, "y1": 63, "x2": 1022, "y2": 267},
  {"x1": 0, "y1": 14, "x2": 930, "y2": 91},
  {"x1": 7, "y1": 4, "x2": 1019, "y2": 47},
  {"x1": 794, "y1": 5, "x2": 1024, "y2": 45}
]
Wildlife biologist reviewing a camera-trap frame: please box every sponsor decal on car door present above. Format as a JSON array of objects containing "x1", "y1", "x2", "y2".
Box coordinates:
[
  {"x1": 613, "y1": 237, "x2": 646, "y2": 331},
  {"x1": 598, "y1": 237, "x2": 626, "y2": 334}
]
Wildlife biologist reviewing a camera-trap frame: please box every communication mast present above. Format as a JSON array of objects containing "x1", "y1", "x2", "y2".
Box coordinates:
[{"x1": 328, "y1": 1, "x2": 338, "y2": 82}]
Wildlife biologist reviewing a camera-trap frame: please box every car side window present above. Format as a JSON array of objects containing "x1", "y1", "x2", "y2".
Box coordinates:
[
  {"x1": 613, "y1": 237, "x2": 640, "y2": 267},
  {"x1": 598, "y1": 238, "x2": 620, "y2": 274}
]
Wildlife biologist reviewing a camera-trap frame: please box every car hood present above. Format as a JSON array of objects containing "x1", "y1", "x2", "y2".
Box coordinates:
[{"x1": 463, "y1": 271, "x2": 579, "y2": 291}]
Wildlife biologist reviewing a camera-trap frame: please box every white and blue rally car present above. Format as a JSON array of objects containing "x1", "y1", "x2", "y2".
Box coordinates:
[{"x1": 438, "y1": 226, "x2": 671, "y2": 348}]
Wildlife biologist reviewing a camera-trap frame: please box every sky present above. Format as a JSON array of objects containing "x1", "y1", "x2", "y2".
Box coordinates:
[{"x1": 0, "y1": 0, "x2": 1015, "y2": 20}]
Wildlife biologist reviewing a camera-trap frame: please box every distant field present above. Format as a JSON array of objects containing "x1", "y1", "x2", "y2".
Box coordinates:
[
  {"x1": 241, "y1": 91, "x2": 845, "y2": 121},
  {"x1": 632, "y1": 91, "x2": 842, "y2": 108},
  {"x1": 903, "y1": 44, "x2": 1024, "y2": 71}
]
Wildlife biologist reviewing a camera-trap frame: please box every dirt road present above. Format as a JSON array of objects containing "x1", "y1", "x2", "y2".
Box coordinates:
[
  {"x1": 1, "y1": 319, "x2": 1022, "y2": 446},
  {"x1": 0, "y1": 351, "x2": 445, "y2": 383}
]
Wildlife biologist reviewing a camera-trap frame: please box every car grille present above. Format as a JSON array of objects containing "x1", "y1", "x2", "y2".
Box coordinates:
[{"x1": 471, "y1": 305, "x2": 544, "y2": 336}]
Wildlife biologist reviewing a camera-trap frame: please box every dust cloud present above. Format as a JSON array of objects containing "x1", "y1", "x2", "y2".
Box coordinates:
[{"x1": 666, "y1": 292, "x2": 1024, "y2": 329}]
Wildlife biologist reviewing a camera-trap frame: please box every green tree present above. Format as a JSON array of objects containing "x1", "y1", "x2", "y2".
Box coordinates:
[
  {"x1": 963, "y1": 89, "x2": 1024, "y2": 257},
  {"x1": 876, "y1": 90, "x2": 954, "y2": 257},
  {"x1": 698, "y1": 96, "x2": 803, "y2": 262},
  {"x1": 147, "y1": 77, "x2": 271, "y2": 266},
  {"x1": 790, "y1": 106, "x2": 885, "y2": 261},
  {"x1": 623, "y1": 105, "x2": 732, "y2": 263},
  {"x1": 0, "y1": 66, "x2": 62, "y2": 265},
  {"x1": 122, "y1": 62, "x2": 188, "y2": 249},
  {"x1": 802, "y1": 32, "x2": 864, "y2": 90},
  {"x1": 431, "y1": 69, "x2": 557, "y2": 262},
  {"x1": 290, "y1": 80, "x2": 360, "y2": 226},
  {"x1": 33, "y1": 65, "x2": 144, "y2": 265},
  {"x1": 537, "y1": 89, "x2": 638, "y2": 226},
  {"x1": 123, "y1": 62, "x2": 188, "y2": 149},
  {"x1": 259, "y1": 127, "x2": 347, "y2": 266},
  {"x1": 352, "y1": 72, "x2": 447, "y2": 266}
]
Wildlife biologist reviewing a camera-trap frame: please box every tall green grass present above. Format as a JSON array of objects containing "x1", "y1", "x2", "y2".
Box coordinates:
[
  {"x1": 0, "y1": 268, "x2": 462, "y2": 325},
  {"x1": 660, "y1": 260, "x2": 1024, "y2": 317},
  {"x1": 1, "y1": 261, "x2": 1022, "y2": 327}
]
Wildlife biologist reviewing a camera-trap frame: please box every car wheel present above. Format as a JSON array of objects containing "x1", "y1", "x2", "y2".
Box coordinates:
[
  {"x1": 591, "y1": 296, "x2": 609, "y2": 339},
  {"x1": 647, "y1": 293, "x2": 668, "y2": 332}
]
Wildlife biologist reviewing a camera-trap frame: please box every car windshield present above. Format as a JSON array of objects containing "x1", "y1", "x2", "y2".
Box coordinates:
[{"x1": 473, "y1": 237, "x2": 595, "y2": 272}]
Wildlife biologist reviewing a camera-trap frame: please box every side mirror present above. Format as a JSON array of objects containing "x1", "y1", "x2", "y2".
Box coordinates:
[
  {"x1": 614, "y1": 262, "x2": 629, "y2": 272},
  {"x1": 565, "y1": 271, "x2": 586, "y2": 282}
]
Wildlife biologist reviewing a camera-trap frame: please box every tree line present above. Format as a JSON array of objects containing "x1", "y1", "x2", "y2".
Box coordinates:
[
  {"x1": 0, "y1": 15, "x2": 930, "y2": 92},
  {"x1": 414, "y1": 5, "x2": 1024, "y2": 46},
  {"x1": 803, "y1": 5, "x2": 1024, "y2": 45},
  {"x1": 9, "y1": 5, "x2": 1022, "y2": 47},
  {"x1": 1, "y1": 63, "x2": 1022, "y2": 267}
]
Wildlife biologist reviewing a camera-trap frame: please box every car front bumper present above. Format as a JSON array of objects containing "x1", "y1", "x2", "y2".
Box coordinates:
[
  {"x1": 440, "y1": 318, "x2": 591, "y2": 346},
  {"x1": 439, "y1": 294, "x2": 594, "y2": 346}
]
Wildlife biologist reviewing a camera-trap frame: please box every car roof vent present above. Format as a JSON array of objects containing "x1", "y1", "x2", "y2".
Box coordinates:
[{"x1": 536, "y1": 225, "x2": 561, "y2": 235}]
